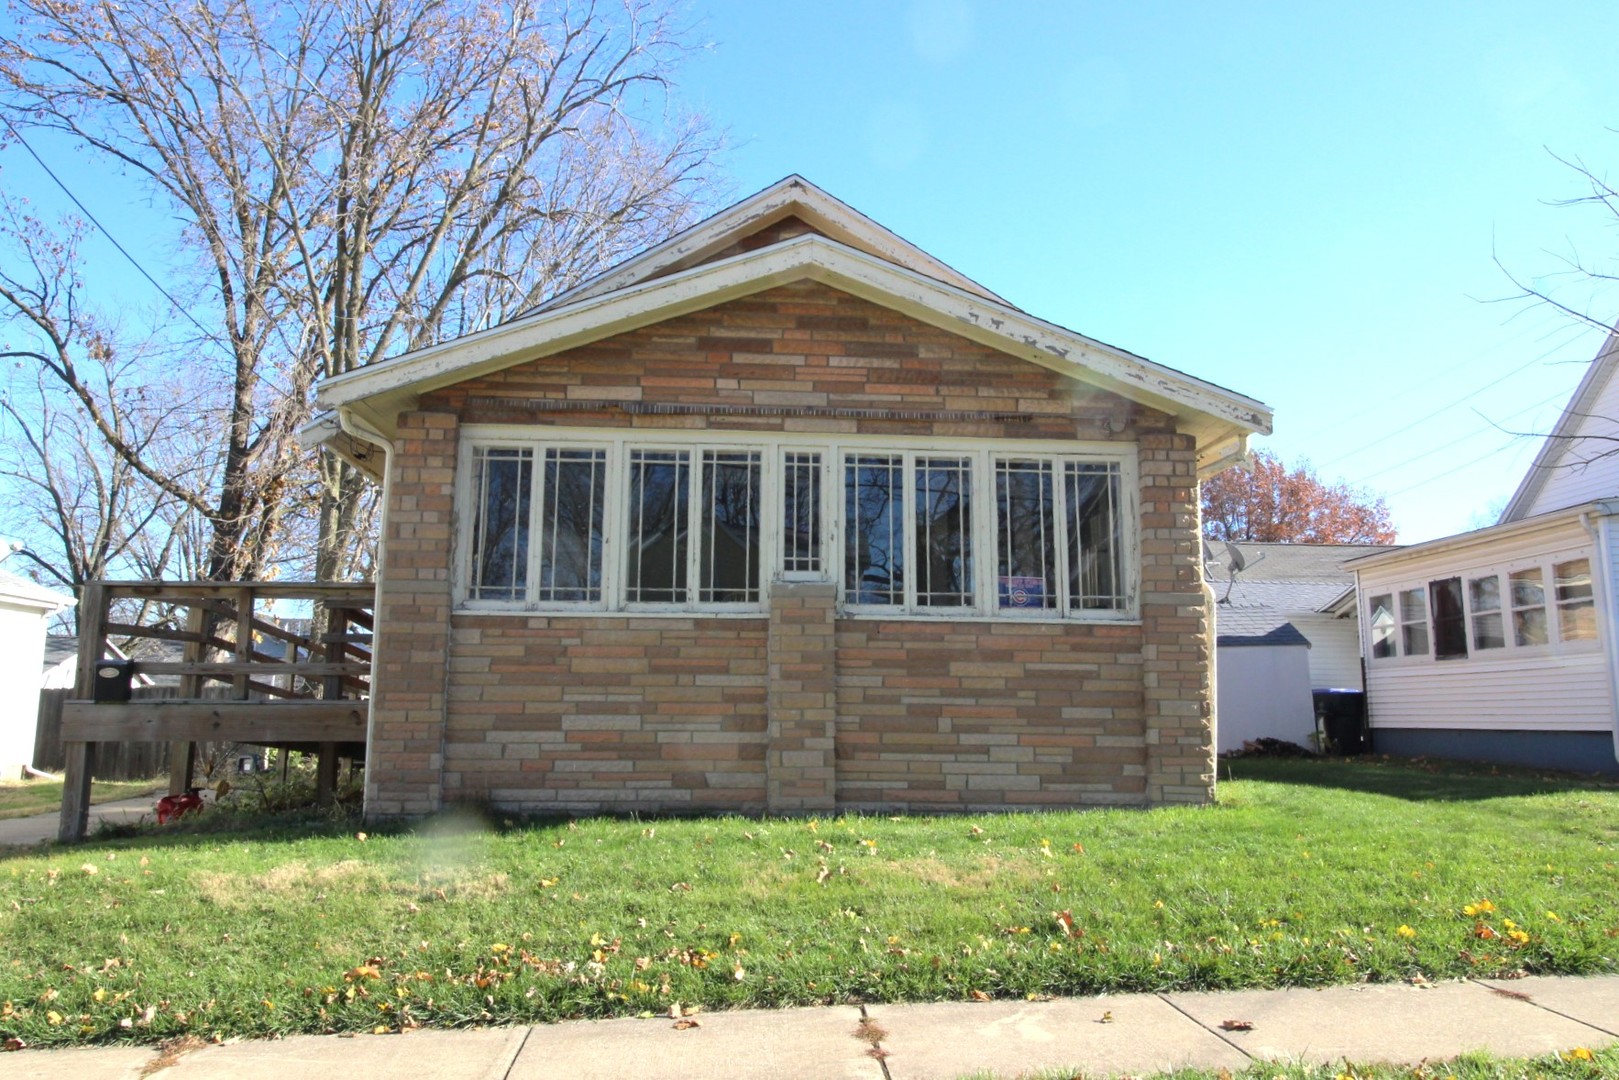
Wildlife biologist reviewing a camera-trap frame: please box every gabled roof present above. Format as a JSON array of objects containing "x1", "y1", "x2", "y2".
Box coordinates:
[
  {"x1": 524, "y1": 175, "x2": 1012, "y2": 314},
  {"x1": 319, "y1": 233, "x2": 1272, "y2": 463},
  {"x1": 1500, "y1": 327, "x2": 1619, "y2": 523},
  {"x1": 1216, "y1": 609, "x2": 1311, "y2": 648}
]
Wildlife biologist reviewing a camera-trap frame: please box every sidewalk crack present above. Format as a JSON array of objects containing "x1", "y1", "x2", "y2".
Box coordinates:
[
  {"x1": 1156, "y1": 994, "x2": 1255, "y2": 1062},
  {"x1": 1468, "y1": 978, "x2": 1619, "y2": 1039},
  {"x1": 500, "y1": 1025, "x2": 536, "y2": 1080},
  {"x1": 857, "y1": 1005, "x2": 894, "y2": 1080}
]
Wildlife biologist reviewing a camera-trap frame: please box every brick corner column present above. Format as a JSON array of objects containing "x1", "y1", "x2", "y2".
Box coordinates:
[
  {"x1": 365, "y1": 408, "x2": 459, "y2": 823},
  {"x1": 766, "y1": 579, "x2": 838, "y2": 813},
  {"x1": 1137, "y1": 432, "x2": 1215, "y2": 807}
]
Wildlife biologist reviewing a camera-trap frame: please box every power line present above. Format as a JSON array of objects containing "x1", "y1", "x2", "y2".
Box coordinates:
[
  {"x1": 1351, "y1": 388, "x2": 1571, "y2": 485},
  {"x1": 0, "y1": 116, "x2": 222, "y2": 345}
]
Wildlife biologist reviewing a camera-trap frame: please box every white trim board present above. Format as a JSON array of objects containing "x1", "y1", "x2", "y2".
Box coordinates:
[{"x1": 318, "y1": 234, "x2": 1272, "y2": 459}]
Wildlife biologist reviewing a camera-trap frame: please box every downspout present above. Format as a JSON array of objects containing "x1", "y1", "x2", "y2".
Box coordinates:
[
  {"x1": 337, "y1": 408, "x2": 395, "y2": 810},
  {"x1": 1577, "y1": 506, "x2": 1619, "y2": 766}
]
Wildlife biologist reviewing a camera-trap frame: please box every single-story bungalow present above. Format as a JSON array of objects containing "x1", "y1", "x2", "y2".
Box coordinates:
[
  {"x1": 307, "y1": 175, "x2": 1273, "y2": 818},
  {"x1": 1349, "y1": 329, "x2": 1619, "y2": 774}
]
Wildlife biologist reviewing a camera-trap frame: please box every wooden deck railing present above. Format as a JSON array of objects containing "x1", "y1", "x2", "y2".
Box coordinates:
[{"x1": 59, "y1": 580, "x2": 375, "y2": 841}]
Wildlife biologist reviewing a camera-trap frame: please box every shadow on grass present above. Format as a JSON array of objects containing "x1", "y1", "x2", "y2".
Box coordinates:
[{"x1": 1222, "y1": 753, "x2": 1619, "y2": 803}]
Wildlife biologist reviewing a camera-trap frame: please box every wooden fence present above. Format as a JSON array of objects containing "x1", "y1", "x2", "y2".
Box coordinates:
[{"x1": 35, "y1": 687, "x2": 258, "y2": 782}]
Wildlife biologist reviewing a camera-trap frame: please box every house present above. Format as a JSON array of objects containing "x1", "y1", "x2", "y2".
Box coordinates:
[
  {"x1": 306, "y1": 175, "x2": 1273, "y2": 818},
  {"x1": 1210, "y1": 542, "x2": 1395, "y2": 753},
  {"x1": 1348, "y1": 329, "x2": 1619, "y2": 775},
  {"x1": 0, "y1": 570, "x2": 74, "y2": 779}
]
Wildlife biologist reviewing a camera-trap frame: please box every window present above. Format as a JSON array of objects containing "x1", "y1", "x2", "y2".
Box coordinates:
[
  {"x1": 469, "y1": 447, "x2": 533, "y2": 602},
  {"x1": 460, "y1": 435, "x2": 1134, "y2": 618},
  {"x1": 1510, "y1": 567, "x2": 1548, "y2": 647},
  {"x1": 915, "y1": 456, "x2": 973, "y2": 606},
  {"x1": 1399, "y1": 587, "x2": 1429, "y2": 657},
  {"x1": 1067, "y1": 462, "x2": 1124, "y2": 610},
  {"x1": 845, "y1": 454, "x2": 905, "y2": 606},
  {"x1": 1554, "y1": 558, "x2": 1596, "y2": 641},
  {"x1": 1429, "y1": 577, "x2": 1466, "y2": 659},
  {"x1": 1468, "y1": 575, "x2": 1504, "y2": 651},
  {"x1": 536, "y1": 449, "x2": 606, "y2": 603},
  {"x1": 1367, "y1": 593, "x2": 1397, "y2": 658},
  {"x1": 781, "y1": 451, "x2": 822, "y2": 577}
]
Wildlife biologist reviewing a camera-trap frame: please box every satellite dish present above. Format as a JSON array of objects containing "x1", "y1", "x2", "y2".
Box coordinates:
[
  {"x1": 1201, "y1": 540, "x2": 1218, "y2": 566},
  {"x1": 1224, "y1": 542, "x2": 1248, "y2": 573}
]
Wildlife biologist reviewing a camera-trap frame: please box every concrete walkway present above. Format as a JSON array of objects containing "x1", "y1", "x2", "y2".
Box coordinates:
[
  {"x1": 0, "y1": 793, "x2": 159, "y2": 848},
  {"x1": 7, "y1": 975, "x2": 1618, "y2": 1079}
]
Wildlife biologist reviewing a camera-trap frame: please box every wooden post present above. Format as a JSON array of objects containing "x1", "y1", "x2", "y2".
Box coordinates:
[
  {"x1": 232, "y1": 587, "x2": 254, "y2": 700},
  {"x1": 316, "y1": 742, "x2": 338, "y2": 807},
  {"x1": 59, "y1": 582, "x2": 108, "y2": 843},
  {"x1": 170, "y1": 604, "x2": 205, "y2": 795}
]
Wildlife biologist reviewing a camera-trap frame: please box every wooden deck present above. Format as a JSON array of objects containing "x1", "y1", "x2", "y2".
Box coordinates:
[{"x1": 59, "y1": 580, "x2": 374, "y2": 841}]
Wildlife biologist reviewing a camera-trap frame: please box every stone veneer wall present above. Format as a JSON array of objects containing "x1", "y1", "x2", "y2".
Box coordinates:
[{"x1": 360, "y1": 282, "x2": 1215, "y2": 819}]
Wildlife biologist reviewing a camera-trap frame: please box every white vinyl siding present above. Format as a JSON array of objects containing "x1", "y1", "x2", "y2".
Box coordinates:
[
  {"x1": 1356, "y1": 516, "x2": 1611, "y2": 732},
  {"x1": 1291, "y1": 613, "x2": 1368, "y2": 690},
  {"x1": 1520, "y1": 361, "x2": 1619, "y2": 517}
]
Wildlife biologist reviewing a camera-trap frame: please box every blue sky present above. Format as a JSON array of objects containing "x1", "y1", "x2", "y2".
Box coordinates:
[
  {"x1": 4, "y1": 0, "x2": 1618, "y2": 544},
  {"x1": 677, "y1": 0, "x2": 1619, "y2": 541}
]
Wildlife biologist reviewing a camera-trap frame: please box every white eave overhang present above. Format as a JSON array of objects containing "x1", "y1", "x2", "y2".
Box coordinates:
[{"x1": 317, "y1": 234, "x2": 1272, "y2": 463}]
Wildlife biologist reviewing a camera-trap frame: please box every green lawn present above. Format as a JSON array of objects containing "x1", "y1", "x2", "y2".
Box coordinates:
[
  {"x1": 0, "y1": 778, "x2": 160, "y2": 821},
  {"x1": 0, "y1": 757, "x2": 1615, "y2": 1048}
]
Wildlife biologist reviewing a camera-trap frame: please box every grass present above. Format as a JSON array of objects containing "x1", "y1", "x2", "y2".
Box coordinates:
[
  {"x1": 0, "y1": 756, "x2": 1614, "y2": 1048},
  {"x1": 0, "y1": 778, "x2": 161, "y2": 822},
  {"x1": 969, "y1": 1044, "x2": 1619, "y2": 1079}
]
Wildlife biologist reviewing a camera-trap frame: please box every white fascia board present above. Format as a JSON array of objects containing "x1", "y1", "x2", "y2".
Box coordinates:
[
  {"x1": 1345, "y1": 500, "x2": 1618, "y2": 575},
  {"x1": 529, "y1": 175, "x2": 1010, "y2": 314},
  {"x1": 1500, "y1": 327, "x2": 1619, "y2": 523},
  {"x1": 318, "y1": 234, "x2": 1273, "y2": 445},
  {"x1": 0, "y1": 580, "x2": 74, "y2": 613}
]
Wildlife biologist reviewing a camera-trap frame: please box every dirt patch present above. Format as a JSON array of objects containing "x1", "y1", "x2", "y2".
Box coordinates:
[
  {"x1": 192, "y1": 860, "x2": 388, "y2": 908},
  {"x1": 892, "y1": 855, "x2": 1035, "y2": 890}
]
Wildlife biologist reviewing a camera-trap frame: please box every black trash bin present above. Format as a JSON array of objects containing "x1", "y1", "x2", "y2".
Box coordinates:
[
  {"x1": 1312, "y1": 689, "x2": 1369, "y2": 756},
  {"x1": 92, "y1": 658, "x2": 137, "y2": 702}
]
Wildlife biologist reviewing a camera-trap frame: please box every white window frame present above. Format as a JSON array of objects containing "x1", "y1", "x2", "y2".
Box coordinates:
[
  {"x1": 1364, "y1": 550, "x2": 1602, "y2": 664},
  {"x1": 454, "y1": 427, "x2": 1139, "y2": 622}
]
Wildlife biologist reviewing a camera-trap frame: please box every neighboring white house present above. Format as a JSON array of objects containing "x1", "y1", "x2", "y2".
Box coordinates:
[
  {"x1": 1348, "y1": 329, "x2": 1619, "y2": 775},
  {"x1": 1210, "y1": 542, "x2": 1394, "y2": 753},
  {"x1": 0, "y1": 570, "x2": 74, "y2": 779}
]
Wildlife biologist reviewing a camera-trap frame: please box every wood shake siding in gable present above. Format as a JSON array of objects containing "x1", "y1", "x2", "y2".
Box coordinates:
[{"x1": 356, "y1": 281, "x2": 1216, "y2": 818}]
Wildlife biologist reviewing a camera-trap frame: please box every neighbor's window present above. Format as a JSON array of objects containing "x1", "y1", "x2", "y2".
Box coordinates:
[
  {"x1": 1554, "y1": 558, "x2": 1596, "y2": 642},
  {"x1": 781, "y1": 451, "x2": 823, "y2": 577},
  {"x1": 1399, "y1": 587, "x2": 1429, "y2": 657},
  {"x1": 1468, "y1": 574, "x2": 1504, "y2": 650},
  {"x1": 1367, "y1": 593, "x2": 1397, "y2": 658},
  {"x1": 1510, "y1": 567, "x2": 1549, "y2": 647},
  {"x1": 1067, "y1": 462, "x2": 1124, "y2": 610},
  {"x1": 1429, "y1": 577, "x2": 1466, "y2": 660},
  {"x1": 536, "y1": 448, "x2": 606, "y2": 603},
  {"x1": 469, "y1": 447, "x2": 533, "y2": 602},
  {"x1": 995, "y1": 458, "x2": 1058, "y2": 611}
]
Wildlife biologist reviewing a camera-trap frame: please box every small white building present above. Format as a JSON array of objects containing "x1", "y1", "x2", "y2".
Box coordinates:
[
  {"x1": 1349, "y1": 329, "x2": 1619, "y2": 774},
  {"x1": 1211, "y1": 543, "x2": 1395, "y2": 753},
  {"x1": 0, "y1": 571, "x2": 74, "y2": 779}
]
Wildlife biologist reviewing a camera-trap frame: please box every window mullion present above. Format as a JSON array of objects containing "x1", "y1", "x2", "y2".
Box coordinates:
[
  {"x1": 687, "y1": 448, "x2": 702, "y2": 611},
  {"x1": 604, "y1": 441, "x2": 625, "y2": 611},
  {"x1": 526, "y1": 448, "x2": 545, "y2": 609},
  {"x1": 902, "y1": 451, "x2": 918, "y2": 612}
]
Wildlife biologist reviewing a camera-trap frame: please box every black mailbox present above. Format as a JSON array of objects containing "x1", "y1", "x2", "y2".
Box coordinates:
[{"x1": 92, "y1": 658, "x2": 136, "y2": 702}]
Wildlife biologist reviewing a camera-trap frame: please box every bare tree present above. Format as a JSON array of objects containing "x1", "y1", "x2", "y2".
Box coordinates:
[{"x1": 0, "y1": 0, "x2": 717, "y2": 583}]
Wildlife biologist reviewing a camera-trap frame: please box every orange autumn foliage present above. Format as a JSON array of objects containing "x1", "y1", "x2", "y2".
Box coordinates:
[{"x1": 1201, "y1": 451, "x2": 1396, "y2": 544}]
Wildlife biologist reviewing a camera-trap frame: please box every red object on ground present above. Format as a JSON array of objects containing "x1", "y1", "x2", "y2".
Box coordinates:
[{"x1": 155, "y1": 789, "x2": 204, "y2": 824}]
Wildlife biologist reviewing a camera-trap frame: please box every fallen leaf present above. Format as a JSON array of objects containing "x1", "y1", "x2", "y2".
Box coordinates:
[
  {"x1": 672, "y1": 1019, "x2": 701, "y2": 1030},
  {"x1": 2, "y1": 1037, "x2": 24, "y2": 1051},
  {"x1": 969, "y1": 990, "x2": 991, "y2": 1002},
  {"x1": 1098, "y1": 1010, "x2": 1113, "y2": 1024},
  {"x1": 1219, "y1": 1019, "x2": 1254, "y2": 1032}
]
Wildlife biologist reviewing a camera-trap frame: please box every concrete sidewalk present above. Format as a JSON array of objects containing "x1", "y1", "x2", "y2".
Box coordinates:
[
  {"x1": 8, "y1": 975, "x2": 1618, "y2": 1080},
  {"x1": 0, "y1": 794, "x2": 160, "y2": 848}
]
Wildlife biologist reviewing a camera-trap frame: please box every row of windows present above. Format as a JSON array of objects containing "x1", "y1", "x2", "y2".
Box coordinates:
[
  {"x1": 1366, "y1": 558, "x2": 1596, "y2": 661},
  {"x1": 463, "y1": 441, "x2": 1130, "y2": 617}
]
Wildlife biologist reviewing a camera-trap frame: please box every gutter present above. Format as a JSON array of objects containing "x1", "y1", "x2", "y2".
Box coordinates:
[
  {"x1": 1344, "y1": 500, "x2": 1606, "y2": 572},
  {"x1": 1578, "y1": 505, "x2": 1619, "y2": 766}
]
